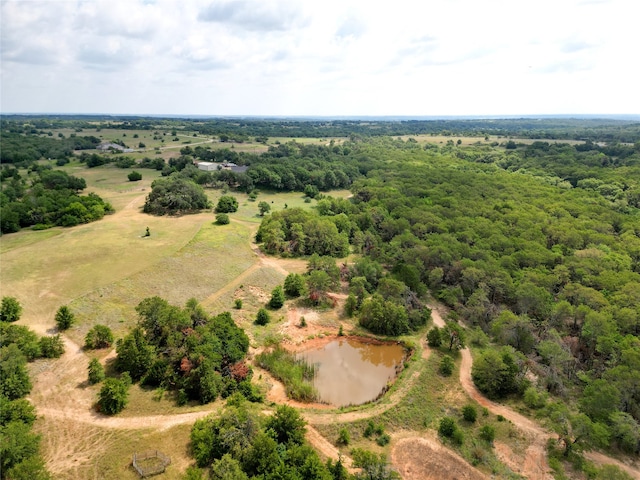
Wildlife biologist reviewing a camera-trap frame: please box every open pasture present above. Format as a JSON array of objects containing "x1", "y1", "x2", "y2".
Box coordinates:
[{"x1": 397, "y1": 133, "x2": 584, "y2": 146}]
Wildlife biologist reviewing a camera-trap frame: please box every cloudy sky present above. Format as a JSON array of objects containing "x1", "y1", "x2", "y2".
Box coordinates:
[{"x1": 1, "y1": 0, "x2": 637, "y2": 117}]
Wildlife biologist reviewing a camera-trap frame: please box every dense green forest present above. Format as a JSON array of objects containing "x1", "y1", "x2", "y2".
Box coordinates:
[
  {"x1": 253, "y1": 137, "x2": 640, "y2": 455},
  {"x1": 0, "y1": 166, "x2": 113, "y2": 233}
]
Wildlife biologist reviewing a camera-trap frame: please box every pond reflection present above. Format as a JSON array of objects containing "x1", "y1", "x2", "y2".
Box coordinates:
[{"x1": 297, "y1": 338, "x2": 406, "y2": 407}]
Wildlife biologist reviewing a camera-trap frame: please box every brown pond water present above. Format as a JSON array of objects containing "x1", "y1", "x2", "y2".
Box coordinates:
[{"x1": 297, "y1": 338, "x2": 407, "y2": 407}]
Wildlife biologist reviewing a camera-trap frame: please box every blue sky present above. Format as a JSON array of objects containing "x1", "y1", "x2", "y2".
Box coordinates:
[{"x1": 1, "y1": 0, "x2": 637, "y2": 116}]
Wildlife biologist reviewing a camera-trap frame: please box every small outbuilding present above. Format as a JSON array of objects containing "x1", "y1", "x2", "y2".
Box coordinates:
[{"x1": 197, "y1": 161, "x2": 218, "y2": 172}]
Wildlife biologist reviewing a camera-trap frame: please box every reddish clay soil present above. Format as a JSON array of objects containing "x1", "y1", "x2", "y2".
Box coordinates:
[{"x1": 392, "y1": 435, "x2": 488, "y2": 480}]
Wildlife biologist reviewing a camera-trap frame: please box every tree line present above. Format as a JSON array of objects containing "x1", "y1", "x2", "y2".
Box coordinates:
[
  {"x1": 0, "y1": 297, "x2": 65, "y2": 480},
  {"x1": 0, "y1": 166, "x2": 113, "y2": 233}
]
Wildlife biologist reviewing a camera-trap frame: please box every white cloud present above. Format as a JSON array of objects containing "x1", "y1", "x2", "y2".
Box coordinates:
[
  {"x1": 198, "y1": 0, "x2": 308, "y2": 32},
  {"x1": 0, "y1": 0, "x2": 638, "y2": 115}
]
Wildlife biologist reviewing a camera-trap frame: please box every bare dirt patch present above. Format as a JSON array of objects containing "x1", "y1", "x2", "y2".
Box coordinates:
[
  {"x1": 305, "y1": 425, "x2": 355, "y2": 472},
  {"x1": 584, "y1": 451, "x2": 640, "y2": 479},
  {"x1": 392, "y1": 435, "x2": 488, "y2": 480}
]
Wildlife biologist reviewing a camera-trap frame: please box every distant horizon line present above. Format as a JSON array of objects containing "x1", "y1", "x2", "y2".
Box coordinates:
[{"x1": 2, "y1": 112, "x2": 639, "y2": 121}]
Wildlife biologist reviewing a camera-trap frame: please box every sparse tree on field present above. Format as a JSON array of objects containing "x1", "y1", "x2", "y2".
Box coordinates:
[
  {"x1": 216, "y1": 195, "x2": 238, "y2": 213},
  {"x1": 0, "y1": 297, "x2": 22, "y2": 323},
  {"x1": 84, "y1": 325, "x2": 114, "y2": 349},
  {"x1": 54, "y1": 305, "x2": 74, "y2": 331},
  {"x1": 255, "y1": 308, "x2": 270, "y2": 326},
  {"x1": 284, "y1": 273, "x2": 305, "y2": 298},
  {"x1": 128, "y1": 171, "x2": 142, "y2": 181},
  {"x1": 268, "y1": 286, "x2": 285, "y2": 309},
  {"x1": 88, "y1": 358, "x2": 105, "y2": 384},
  {"x1": 39, "y1": 335, "x2": 65, "y2": 358},
  {"x1": 216, "y1": 213, "x2": 230, "y2": 225},
  {"x1": 258, "y1": 201, "x2": 270, "y2": 216},
  {"x1": 97, "y1": 377, "x2": 129, "y2": 414}
]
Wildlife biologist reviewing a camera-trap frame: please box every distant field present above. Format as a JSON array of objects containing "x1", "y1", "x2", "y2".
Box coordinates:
[
  {"x1": 398, "y1": 134, "x2": 584, "y2": 146},
  {"x1": 44, "y1": 127, "x2": 347, "y2": 162}
]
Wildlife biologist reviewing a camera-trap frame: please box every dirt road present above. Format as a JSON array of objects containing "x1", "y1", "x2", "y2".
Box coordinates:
[{"x1": 428, "y1": 302, "x2": 639, "y2": 480}]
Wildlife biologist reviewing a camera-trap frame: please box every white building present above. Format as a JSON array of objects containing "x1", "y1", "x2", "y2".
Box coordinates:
[{"x1": 197, "y1": 162, "x2": 218, "y2": 172}]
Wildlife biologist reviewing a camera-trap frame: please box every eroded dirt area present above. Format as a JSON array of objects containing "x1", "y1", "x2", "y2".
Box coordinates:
[{"x1": 392, "y1": 436, "x2": 488, "y2": 480}]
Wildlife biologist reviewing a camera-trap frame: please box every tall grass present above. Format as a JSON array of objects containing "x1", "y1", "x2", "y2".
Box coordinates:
[{"x1": 256, "y1": 347, "x2": 318, "y2": 402}]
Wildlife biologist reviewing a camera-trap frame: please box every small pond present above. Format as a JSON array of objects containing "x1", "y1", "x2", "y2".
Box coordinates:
[{"x1": 297, "y1": 337, "x2": 407, "y2": 407}]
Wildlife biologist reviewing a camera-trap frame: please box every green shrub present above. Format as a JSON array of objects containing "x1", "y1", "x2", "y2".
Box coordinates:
[
  {"x1": 439, "y1": 355, "x2": 454, "y2": 376},
  {"x1": 84, "y1": 324, "x2": 114, "y2": 349},
  {"x1": 39, "y1": 335, "x2": 65, "y2": 358},
  {"x1": 88, "y1": 358, "x2": 105, "y2": 384},
  {"x1": 364, "y1": 420, "x2": 375, "y2": 438},
  {"x1": 54, "y1": 305, "x2": 74, "y2": 330},
  {"x1": 462, "y1": 405, "x2": 477, "y2": 423},
  {"x1": 177, "y1": 389, "x2": 188, "y2": 406},
  {"x1": 215, "y1": 213, "x2": 230, "y2": 225},
  {"x1": 438, "y1": 417, "x2": 456, "y2": 437},
  {"x1": 426, "y1": 327, "x2": 442, "y2": 347},
  {"x1": 234, "y1": 299, "x2": 243, "y2": 309},
  {"x1": 215, "y1": 195, "x2": 238, "y2": 213},
  {"x1": 0, "y1": 297, "x2": 22, "y2": 323},
  {"x1": 344, "y1": 294, "x2": 357, "y2": 317},
  {"x1": 479, "y1": 425, "x2": 495, "y2": 443},
  {"x1": 284, "y1": 273, "x2": 306, "y2": 297},
  {"x1": 376, "y1": 433, "x2": 391, "y2": 446},
  {"x1": 97, "y1": 377, "x2": 129, "y2": 414},
  {"x1": 523, "y1": 387, "x2": 548, "y2": 409},
  {"x1": 255, "y1": 308, "x2": 270, "y2": 326},
  {"x1": 338, "y1": 428, "x2": 350, "y2": 445},
  {"x1": 127, "y1": 170, "x2": 142, "y2": 181},
  {"x1": 451, "y1": 428, "x2": 464, "y2": 445},
  {"x1": 268, "y1": 286, "x2": 285, "y2": 309}
]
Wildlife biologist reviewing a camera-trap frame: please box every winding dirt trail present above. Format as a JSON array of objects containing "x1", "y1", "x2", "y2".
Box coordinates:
[
  {"x1": 459, "y1": 349, "x2": 553, "y2": 480},
  {"x1": 434, "y1": 295, "x2": 554, "y2": 480},
  {"x1": 429, "y1": 302, "x2": 640, "y2": 480}
]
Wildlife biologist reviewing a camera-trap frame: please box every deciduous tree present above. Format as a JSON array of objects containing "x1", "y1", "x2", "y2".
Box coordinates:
[
  {"x1": 54, "y1": 305, "x2": 74, "y2": 331},
  {"x1": 0, "y1": 297, "x2": 22, "y2": 323}
]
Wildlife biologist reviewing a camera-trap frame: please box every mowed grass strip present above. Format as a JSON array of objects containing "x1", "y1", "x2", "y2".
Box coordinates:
[{"x1": 36, "y1": 417, "x2": 193, "y2": 480}]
